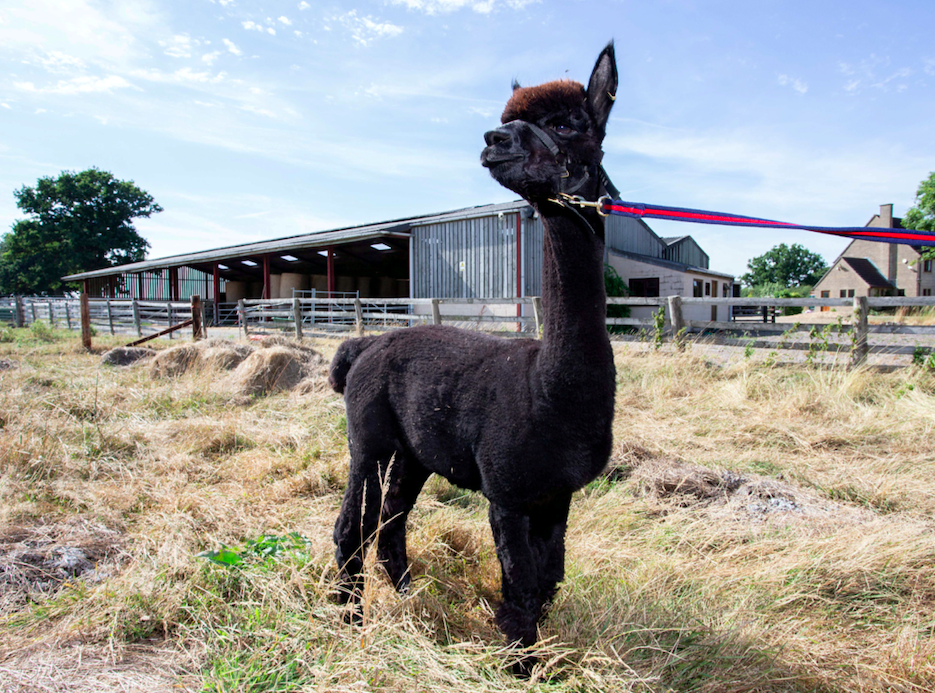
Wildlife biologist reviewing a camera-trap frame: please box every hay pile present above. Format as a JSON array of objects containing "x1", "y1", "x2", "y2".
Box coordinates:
[
  {"x1": 148, "y1": 336, "x2": 327, "y2": 397},
  {"x1": 101, "y1": 346, "x2": 155, "y2": 367}
]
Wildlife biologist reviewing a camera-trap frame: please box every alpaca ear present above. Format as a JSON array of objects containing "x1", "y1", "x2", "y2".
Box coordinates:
[
  {"x1": 512, "y1": 79, "x2": 522, "y2": 91},
  {"x1": 587, "y1": 41, "x2": 617, "y2": 134}
]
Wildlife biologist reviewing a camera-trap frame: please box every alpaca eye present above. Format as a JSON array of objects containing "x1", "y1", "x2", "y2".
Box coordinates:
[{"x1": 553, "y1": 124, "x2": 573, "y2": 134}]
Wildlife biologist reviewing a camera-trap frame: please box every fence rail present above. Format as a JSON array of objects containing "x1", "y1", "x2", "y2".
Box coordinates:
[{"x1": 2, "y1": 294, "x2": 934, "y2": 366}]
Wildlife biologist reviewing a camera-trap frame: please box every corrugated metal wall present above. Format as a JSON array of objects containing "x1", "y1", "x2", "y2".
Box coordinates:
[
  {"x1": 86, "y1": 267, "x2": 225, "y2": 300},
  {"x1": 412, "y1": 208, "x2": 657, "y2": 299},
  {"x1": 663, "y1": 238, "x2": 709, "y2": 269},
  {"x1": 605, "y1": 216, "x2": 664, "y2": 258},
  {"x1": 413, "y1": 213, "x2": 521, "y2": 298}
]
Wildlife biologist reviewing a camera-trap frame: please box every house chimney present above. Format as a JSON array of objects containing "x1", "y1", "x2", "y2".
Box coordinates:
[
  {"x1": 881, "y1": 204, "x2": 897, "y2": 284},
  {"x1": 880, "y1": 204, "x2": 894, "y2": 228}
]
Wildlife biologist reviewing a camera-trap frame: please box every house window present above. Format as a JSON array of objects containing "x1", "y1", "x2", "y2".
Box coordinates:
[
  {"x1": 820, "y1": 290, "x2": 830, "y2": 298},
  {"x1": 723, "y1": 283, "x2": 730, "y2": 297},
  {"x1": 704, "y1": 281, "x2": 711, "y2": 296},
  {"x1": 924, "y1": 259, "x2": 933, "y2": 273},
  {"x1": 629, "y1": 277, "x2": 660, "y2": 297},
  {"x1": 840, "y1": 290, "x2": 847, "y2": 298},
  {"x1": 711, "y1": 281, "x2": 718, "y2": 297},
  {"x1": 848, "y1": 289, "x2": 855, "y2": 298},
  {"x1": 924, "y1": 288, "x2": 932, "y2": 296},
  {"x1": 693, "y1": 279, "x2": 703, "y2": 297}
]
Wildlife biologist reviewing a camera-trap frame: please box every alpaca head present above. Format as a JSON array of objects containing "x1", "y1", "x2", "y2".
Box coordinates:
[{"x1": 481, "y1": 42, "x2": 618, "y2": 203}]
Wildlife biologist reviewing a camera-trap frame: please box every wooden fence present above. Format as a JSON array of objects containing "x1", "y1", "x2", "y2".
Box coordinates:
[{"x1": 2, "y1": 294, "x2": 933, "y2": 366}]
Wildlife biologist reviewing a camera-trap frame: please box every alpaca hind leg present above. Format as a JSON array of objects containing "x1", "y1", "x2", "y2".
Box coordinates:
[
  {"x1": 376, "y1": 456, "x2": 430, "y2": 593},
  {"x1": 529, "y1": 493, "x2": 571, "y2": 613},
  {"x1": 332, "y1": 453, "x2": 384, "y2": 606}
]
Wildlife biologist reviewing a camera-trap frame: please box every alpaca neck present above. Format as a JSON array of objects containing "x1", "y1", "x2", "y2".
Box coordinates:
[{"x1": 535, "y1": 202, "x2": 614, "y2": 399}]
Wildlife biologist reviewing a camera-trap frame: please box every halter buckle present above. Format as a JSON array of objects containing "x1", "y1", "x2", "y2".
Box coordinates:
[{"x1": 553, "y1": 193, "x2": 611, "y2": 217}]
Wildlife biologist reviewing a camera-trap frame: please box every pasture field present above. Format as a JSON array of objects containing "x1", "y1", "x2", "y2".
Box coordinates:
[{"x1": 1, "y1": 325, "x2": 933, "y2": 692}]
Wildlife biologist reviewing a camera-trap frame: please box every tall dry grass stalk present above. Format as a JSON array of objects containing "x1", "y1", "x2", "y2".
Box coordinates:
[{"x1": 0, "y1": 329, "x2": 933, "y2": 691}]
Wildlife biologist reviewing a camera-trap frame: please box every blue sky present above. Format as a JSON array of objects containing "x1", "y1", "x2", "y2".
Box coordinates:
[{"x1": 1, "y1": 0, "x2": 933, "y2": 278}]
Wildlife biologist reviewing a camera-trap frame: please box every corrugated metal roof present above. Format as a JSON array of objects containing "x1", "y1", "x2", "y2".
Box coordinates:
[
  {"x1": 608, "y1": 248, "x2": 734, "y2": 280},
  {"x1": 62, "y1": 200, "x2": 532, "y2": 281}
]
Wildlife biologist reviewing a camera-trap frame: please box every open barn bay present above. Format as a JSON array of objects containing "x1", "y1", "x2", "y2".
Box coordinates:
[{"x1": 1, "y1": 327, "x2": 933, "y2": 692}]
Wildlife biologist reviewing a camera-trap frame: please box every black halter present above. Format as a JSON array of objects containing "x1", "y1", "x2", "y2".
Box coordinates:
[{"x1": 520, "y1": 120, "x2": 620, "y2": 199}]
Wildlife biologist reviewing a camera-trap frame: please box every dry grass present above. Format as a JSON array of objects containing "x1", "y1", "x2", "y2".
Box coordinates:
[{"x1": 1, "y1": 327, "x2": 934, "y2": 692}]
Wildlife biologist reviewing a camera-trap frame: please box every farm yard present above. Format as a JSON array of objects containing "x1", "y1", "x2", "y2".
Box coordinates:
[{"x1": 0, "y1": 325, "x2": 934, "y2": 692}]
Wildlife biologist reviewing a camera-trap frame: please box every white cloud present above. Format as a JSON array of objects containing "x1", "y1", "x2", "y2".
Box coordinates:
[
  {"x1": 777, "y1": 74, "x2": 807, "y2": 95},
  {"x1": 298, "y1": 1, "x2": 310, "y2": 8},
  {"x1": 38, "y1": 50, "x2": 86, "y2": 72},
  {"x1": 925, "y1": 58, "x2": 935, "y2": 76},
  {"x1": 219, "y1": 0, "x2": 234, "y2": 6},
  {"x1": 1, "y1": 103, "x2": 10, "y2": 109},
  {"x1": 278, "y1": 16, "x2": 292, "y2": 25},
  {"x1": 837, "y1": 54, "x2": 912, "y2": 94},
  {"x1": 222, "y1": 38, "x2": 242, "y2": 55},
  {"x1": 16, "y1": 75, "x2": 135, "y2": 95},
  {"x1": 267, "y1": 27, "x2": 276, "y2": 35},
  {"x1": 337, "y1": 10, "x2": 404, "y2": 45},
  {"x1": 294, "y1": 30, "x2": 303, "y2": 37},
  {"x1": 35, "y1": 108, "x2": 47, "y2": 114},
  {"x1": 202, "y1": 51, "x2": 221, "y2": 65},
  {"x1": 161, "y1": 34, "x2": 193, "y2": 59},
  {"x1": 389, "y1": 0, "x2": 535, "y2": 14}
]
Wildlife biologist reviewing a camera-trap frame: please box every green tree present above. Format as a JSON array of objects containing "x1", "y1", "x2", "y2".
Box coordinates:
[
  {"x1": 0, "y1": 168, "x2": 161, "y2": 294},
  {"x1": 902, "y1": 171, "x2": 935, "y2": 260},
  {"x1": 740, "y1": 243, "x2": 827, "y2": 290},
  {"x1": 604, "y1": 265, "x2": 630, "y2": 334}
]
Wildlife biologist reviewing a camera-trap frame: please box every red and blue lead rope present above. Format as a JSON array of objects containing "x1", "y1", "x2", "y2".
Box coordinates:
[{"x1": 601, "y1": 199, "x2": 935, "y2": 247}]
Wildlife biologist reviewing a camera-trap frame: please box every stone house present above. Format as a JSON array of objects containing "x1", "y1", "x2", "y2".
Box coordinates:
[{"x1": 812, "y1": 204, "x2": 935, "y2": 300}]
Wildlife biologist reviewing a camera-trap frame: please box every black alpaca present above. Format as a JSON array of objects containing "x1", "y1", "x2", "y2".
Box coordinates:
[{"x1": 329, "y1": 43, "x2": 618, "y2": 659}]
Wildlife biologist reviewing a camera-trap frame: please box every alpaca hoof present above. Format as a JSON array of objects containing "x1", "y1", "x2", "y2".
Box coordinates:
[
  {"x1": 342, "y1": 603, "x2": 363, "y2": 625},
  {"x1": 510, "y1": 654, "x2": 538, "y2": 679}
]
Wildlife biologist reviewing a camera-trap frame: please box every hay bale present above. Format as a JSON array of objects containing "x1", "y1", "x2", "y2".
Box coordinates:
[
  {"x1": 101, "y1": 347, "x2": 155, "y2": 367},
  {"x1": 149, "y1": 343, "x2": 202, "y2": 378},
  {"x1": 230, "y1": 345, "x2": 314, "y2": 396},
  {"x1": 200, "y1": 343, "x2": 254, "y2": 371}
]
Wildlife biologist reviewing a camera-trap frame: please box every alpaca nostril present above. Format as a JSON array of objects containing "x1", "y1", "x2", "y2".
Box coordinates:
[{"x1": 484, "y1": 129, "x2": 511, "y2": 147}]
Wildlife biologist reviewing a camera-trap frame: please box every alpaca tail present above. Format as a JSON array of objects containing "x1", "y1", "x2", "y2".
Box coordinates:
[{"x1": 328, "y1": 336, "x2": 377, "y2": 394}]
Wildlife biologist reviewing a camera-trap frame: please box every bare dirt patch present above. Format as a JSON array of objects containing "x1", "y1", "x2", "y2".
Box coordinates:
[{"x1": 0, "y1": 519, "x2": 126, "y2": 614}]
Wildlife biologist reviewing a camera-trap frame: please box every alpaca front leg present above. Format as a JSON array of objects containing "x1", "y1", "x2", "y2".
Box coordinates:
[
  {"x1": 489, "y1": 502, "x2": 540, "y2": 673},
  {"x1": 529, "y1": 493, "x2": 571, "y2": 611}
]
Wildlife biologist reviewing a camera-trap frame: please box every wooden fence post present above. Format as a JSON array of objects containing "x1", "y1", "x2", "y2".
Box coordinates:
[
  {"x1": 667, "y1": 295, "x2": 685, "y2": 346},
  {"x1": 191, "y1": 295, "x2": 204, "y2": 340},
  {"x1": 238, "y1": 299, "x2": 248, "y2": 337},
  {"x1": 167, "y1": 303, "x2": 174, "y2": 340},
  {"x1": 132, "y1": 300, "x2": 142, "y2": 337},
  {"x1": 47, "y1": 302, "x2": 54, "y2": 326},
  {"x1": 105, "y1": 300, "x2": 115, "y2": 335},
  {"x1": 30, "y1": 302, "x2": 37, "y2": 325},
  {"x1": 80, "y1": 293, "x2": 92, "y2": 351},
  {"x1": 852, "y1": 296, "x2": 869, "y2": 367},
  {"x1": 431, "y1": 298, "x2": 442, "y2": 326},
  {"x1": 65, "y1": 302, "x2": 72, "y2": 331},
  {"x1": 293, "y1": 298, "x2": 303, "y2": 339},
  {"x1": 532, "y1": 296, "x2": 543, "y2": 337},
  {"x1": 13, "y1": 296, "x2": 23, "y2": 328},
  {"x1": 354, "y1": 298, "x2": 364, "y2": 337}
]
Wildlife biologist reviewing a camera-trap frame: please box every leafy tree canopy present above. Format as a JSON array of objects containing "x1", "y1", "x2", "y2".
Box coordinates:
[
  {"x1": 0, "y1": 168, "x2": 161, "y2": 294},
  {"x1": 902, "y1": 171, "x2": 935, "y2": 260},
  {"x1": 740, "y1": 243, "x2": 827, "y2": 290}
]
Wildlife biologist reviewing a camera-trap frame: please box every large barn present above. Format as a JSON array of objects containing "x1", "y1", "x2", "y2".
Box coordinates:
[{"x1": 63, "y1": 199, "x2": 734, "y2": 322}]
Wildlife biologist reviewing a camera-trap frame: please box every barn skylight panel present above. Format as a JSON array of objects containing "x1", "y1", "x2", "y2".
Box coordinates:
[
  {"x1": 371, "y1": 243, "x2": 391, "y2": 251},
  {"x1": 217, "y1": 264, "x2": 228, "y2": 270},
  {"x1": 281, "y1": 255, "x2": 299, "y2": 262},
  {"x1": 317, "y1": 250, "x2": 337, "y2": 257},
  {"x1": 241, "y1": 260, "x2": 258, "y2": 266}
]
